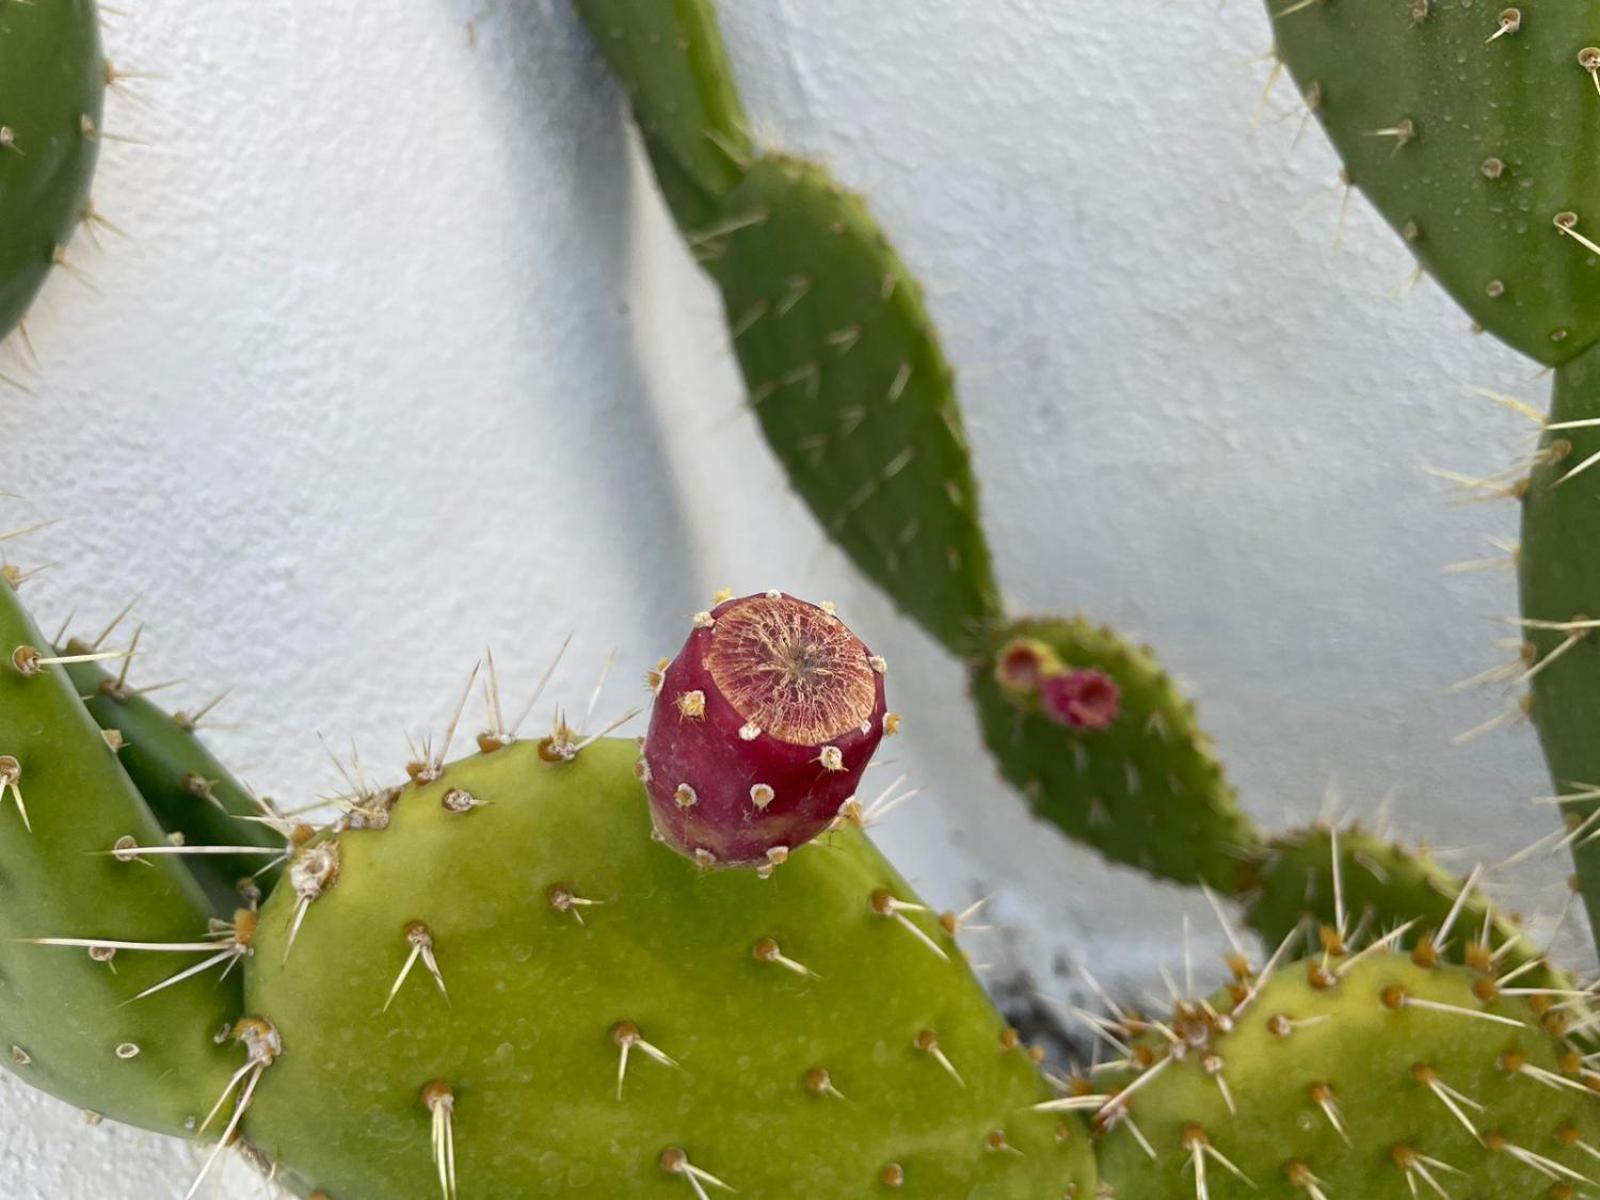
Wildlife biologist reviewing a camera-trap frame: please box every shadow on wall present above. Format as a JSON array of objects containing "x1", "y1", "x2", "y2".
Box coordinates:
[{"x1": 464, "y1": 0, "x2": 701, "y2": 624}]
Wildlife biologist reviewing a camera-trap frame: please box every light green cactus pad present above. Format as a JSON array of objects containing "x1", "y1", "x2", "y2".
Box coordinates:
[
  {"x1": 970, "y1": 616, "x2": 1259, "y2": 890},
  {"x1": 0, "y1": 569, "x2": 237, "y2": 1135},
  {"x1": 241, "y1": 737, "x2": 1094, "y2": 1198},
  {"x1": 0, "y1": 0, "x2": 104, "y2": 344},
  {"x1": 1098, "y1": 950, "x2": 1600, "y2": 1198},
  {"x1": 1268, "y1": 0, "x2": 1600, "y2": 365}
]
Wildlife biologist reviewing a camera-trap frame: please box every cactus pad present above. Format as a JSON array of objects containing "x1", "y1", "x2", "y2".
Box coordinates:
[
  {"x1": 1098, "y1": 950, "x2": 1600, "y2": 1198},
  {"x1": 970, "y1": 616, "x2": 1259, "y2": 889},
  {"x1": 0, "y1": 570, "x2": 237, "y2": 1134},
  {"x1": 698, "y1": 153, "x2": 1003, "y2": 654},
  {"x1": 1268, "y1": 0, "x2": 1600, "y2": 366},
  {"x1": 0, "y1": 0, "x2": 104, "y2": 344},
  {"x1": 241, "y1": 737, "x2": 1094, "y2": 1198}
]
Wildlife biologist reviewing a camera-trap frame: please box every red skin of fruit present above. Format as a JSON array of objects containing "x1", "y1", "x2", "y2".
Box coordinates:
[
  {"x1": 641, "y1": 593, "x2": 887, "y2": 868},
  {"x1": 1040, "y1": 668, "x2": 1120, "y2": 732}
]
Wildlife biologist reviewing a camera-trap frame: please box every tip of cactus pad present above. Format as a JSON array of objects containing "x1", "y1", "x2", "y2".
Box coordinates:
[{"x1": 640, "y1": 592, "x2": 889, "y2": 868}]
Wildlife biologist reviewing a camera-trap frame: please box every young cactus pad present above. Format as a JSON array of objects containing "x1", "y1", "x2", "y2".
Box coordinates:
[
  {"x1": 970, "y1": 617, "x2": 1259, "y2": 890},
  {"x1": 240, "y1": 737, "x2": 1094, "y2": 1198},
  {"x1": 577, "y1": 0, "x2": 1003, "y2": 655},
  {"x1": 642, "y1": 591, "x2": 891, "y2": 869},
  {"x1": 1096, "y1": 950, "x2": 1600, "y2": 1199},
  {"x1": 0, "y1": 568, "x2": 238, "y2": 1135},
  {"x1": 0, "y1": 0, "x2": 105, "y2": 345},
  {"x1": 1267, "y1": 0, "x2": 1600, "y2": 366}
]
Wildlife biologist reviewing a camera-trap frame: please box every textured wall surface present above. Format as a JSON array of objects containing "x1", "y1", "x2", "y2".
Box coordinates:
[{"x1": 0, "y1": 1, "x2": 1567, "y2": 1194}]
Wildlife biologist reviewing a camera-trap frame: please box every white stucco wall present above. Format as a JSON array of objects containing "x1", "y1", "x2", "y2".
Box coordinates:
[{"x1": 0, "y1": 1, "x2": 1570, "y2": 1194}]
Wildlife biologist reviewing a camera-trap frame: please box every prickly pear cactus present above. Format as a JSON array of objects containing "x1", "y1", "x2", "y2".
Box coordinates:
[
  {"x1": 1268, "y1": 0, "x2": 1600, "y2": 366},
  {"x1": 240, "y1": 738, "x2": 1095, "y2": 1198},
  {"x1": 971, "y1": 616, "x2": 1258, "y2": 889},
  {"x1": 1096, "y1": 949, "x2": 1600, "y2": 1198},
  {"x1": 0, "y1": 0, "x2": 105, "y2": 345},
  {"x1": 575, "y1": 0, "x2": 1003, "y2": 656},
  {"x1": 0, "y1": 568, "x2": 236, "y2": 1135}
]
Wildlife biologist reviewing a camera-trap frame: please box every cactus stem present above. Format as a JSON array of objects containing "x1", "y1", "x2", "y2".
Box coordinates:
[
  {"x1": 610, "y1": 1021, "x2": 679, "y2": 1100},
  {"x1": 382, "y1": 921, "x2": 448, "y2": 1012}
]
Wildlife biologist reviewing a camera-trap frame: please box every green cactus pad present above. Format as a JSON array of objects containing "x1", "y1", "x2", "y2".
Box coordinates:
[
  {"x1": 1522, "y1": 338, "x2": 1600, "y2": 946},
  {"x1": 1099, "y1": 951, "x2": 1600, "y2": 1198},
  {"x1": 970, "y1": 616, "x2": 1259, "y2": 889},
  {"x1": 242, "y1": 737, "x2": 1093, "y2": 1199},
  {"x1": 573, "y1": 0, "x2": 751, "y2": 228},
  {"x1": 61, "y1": 649, "x2": 287, "y2": 911},
  {"x1": 0, "y1": 571, "x2": 237, "y2": 1134},
  {"x1": 1268, "y1": 0, "x2": 1600, "y2": 366},
  {"x1": 1240, "y1": 824, "x2": 1562, "y2": 988},
  {"x1": 699, "y1": 154, "x2": 1003, "y2": 654},
  {"x1": 0, "y1": 0, "x2": 104, "y2": 344}
]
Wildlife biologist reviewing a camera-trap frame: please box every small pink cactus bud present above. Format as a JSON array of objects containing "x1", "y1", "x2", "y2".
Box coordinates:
[
  {"x1": 994, "y1": 637, "x2": 1059, "y2": 694},
  {"x1": 1040, "y1": 668, "x2": 1120, "y2": 731},
  {"x1": 640, "y1": 592, "x2": 887, "y2": 868}
]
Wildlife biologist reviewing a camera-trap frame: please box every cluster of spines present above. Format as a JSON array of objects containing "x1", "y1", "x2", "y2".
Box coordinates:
[{"x1": 1067, "y1": 856, "x2": 1600, "y2": 1198}]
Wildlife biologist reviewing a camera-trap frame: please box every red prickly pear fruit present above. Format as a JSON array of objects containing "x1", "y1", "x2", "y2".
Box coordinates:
[
  {"x1": 640, "y1": 592, "x2": 888, "y2": 868},
  {"x1": 1040, "y1": 668, "x2": 1120, "y2": 732},
  {"x1": 994, "y1": 637, "x2": 1060, "y2": 694}
]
